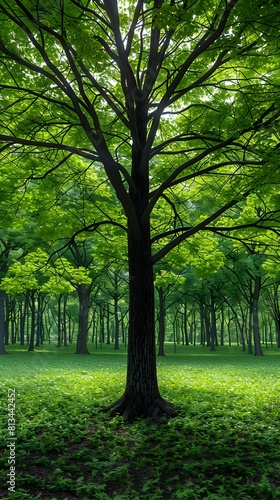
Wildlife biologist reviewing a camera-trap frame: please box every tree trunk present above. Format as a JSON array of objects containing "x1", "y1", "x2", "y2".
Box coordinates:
[
  {"x1": 157, "y1": 287, "x2": 165, "y2": 356},
  {"x1": 0, "y1": 290, "x2": 8, "y2": 354},
  {"x1": 209, "y1": 292, "x2": 216, "y2": 352},
  {"x1": 99, "y1": 307, "x2": 105, "y2": 346},
  {"x1": 57, "y1": 294, "x2": 62, "y2": 347},
  {"x1": 75, "y1": 285, "x2": 90, "y2": 354},
  {"x1": 183, "y1": 300, "x2": 189, "y2": 346},
  {"x1": 28, "y1": 291, "x2": 36, "y2": 352},
  {"x1": 36, "y1": 295, "x2": 43, "y2": 347},
  {"x1": 63, "y1": 294, "x2": 68, "y2": 347},
  {"x1": 113, "y1": 293, "x2": 120, "y2": 350},
  {"x1": 248, "y1": 305, "x2": 253, "y2": 355},
  {"x1": 276, "y1": 314, "x2": 280, "y2": 348},
  {"x1": 105, "y1": 95, "x2": 175, "y2": 420},
  {"x1": 273, "y1": 286, "x2": 280, "y2": 348},
  {"x1": 252, "y1": 275, "x2": 263, "y2": 356},
  {"x1": 220, "y1": 306, "x2": 225, "y2": 346},
  {"x1": 199, "y1": 300, "x2": 205, "y2": 346},
  {"x1": 4, "y1": 293, "x2": 9, "y2": 345},
  {"x1": 106, "y1": 305, "x2": 110, "y2": 344},
  {"x1": 19, "y1": 298, "x2": 26, "y2": 346},
  {"x1": 106, "y1": 219, "x2": 174, "y2": 420}
]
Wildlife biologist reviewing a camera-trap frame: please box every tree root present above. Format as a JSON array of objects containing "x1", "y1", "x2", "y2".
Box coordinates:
[{"x1": 102, "y1": 393, "x2": 177, "y2": 423}]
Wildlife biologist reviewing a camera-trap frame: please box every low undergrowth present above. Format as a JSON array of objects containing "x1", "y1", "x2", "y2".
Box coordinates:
[{"x1": 0, "y1": 344, "x2": 280, "y2": 499}]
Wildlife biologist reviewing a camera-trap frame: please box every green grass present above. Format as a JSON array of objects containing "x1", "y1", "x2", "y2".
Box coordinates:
[{"x1": 1, "y1": 344, "x2": 280, "y2": 499}]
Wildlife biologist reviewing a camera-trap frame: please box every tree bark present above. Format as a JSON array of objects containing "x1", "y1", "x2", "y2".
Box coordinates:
[
  {"x1": 57, "y1": 294, "x2": 62, "y2": 347},
  {"x1": 28, "y1": 290, "x2": 36, "y2": 352},
  {"x1": 107, "y1": 225, "x2": 174, "y2": 420},
  {"x1": 0, "y1": 290, "x2": 8, "y2": 354},
  {"x1": 199, "y1": 300, "x2": 205, "y2": 346},
  {"x1": 183, "y1": 300, "x2": 189, "y2": 346},
  {"x1": 113, "y1": 293, "x2": 120, "y2": 350},
  {"x1": 252, "y1": 275, "x2": 263, "y2": 356},
  {"x1": 106, "y1": 137, "x2": 174, "y2": 419},
  {"x1": 157, "y1": 287, "x2": 165, "y2": 356},
  {"x1": 19, "y1": 298, "x2": 26, "y2": 346},
  {"x1": 209, "y1": 291, "x2": 216, "y2": 352},
  {"x1": 75, "y1": 284, "x2": 90, "y2": 354},
  {"x1": 63, "y1": 294, "x2": 68, "y2": 347}
]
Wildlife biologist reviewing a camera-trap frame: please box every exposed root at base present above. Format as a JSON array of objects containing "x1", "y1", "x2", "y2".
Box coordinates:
[{"x1": 103, "y1": 394, "x2": 177, "y2": 423}]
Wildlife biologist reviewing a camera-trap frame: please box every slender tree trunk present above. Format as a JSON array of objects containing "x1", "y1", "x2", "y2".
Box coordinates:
[
  {"x1": 0, "y1": 290, "x2": 8, "y2": 354},
  {"x1": 99, "y1": 307, "x2": 105, "y2": 346},
  {"x1": 240, "y1": 307, "x2": 247, "y2": 351},
  {"x1": 183, "y1": 300, "x2": 189, "y2": 346},
  {"x1": 68, "y1": 315, "x2": 73, "y2": 344},
  {"x1": 19, "y1": 299, "x2": 25, "y2": 346},
  {"x1": 57, "y1": 294, "x2": 62, "y2": 347},
  {"x1": 252, "y1": 276, "x2": 263, "y2": 356},
  {"x1": 210, "y1": 292, "x2": 216, "y2": 352},
  {"x1": 76, "y1": 285, "x2": 90, "y2": 354},
  {"x1": 248, "y1": 305, "x2": 253, "y2": 355},
  {"x1": 276, "y1": 314, "x2": 280, "y2": 348},
  {"x1": 28, "y1": 291, "x2": 36, "y2": 352},
  {"x1": 36, "y1": 295, "x2": 43, "y2": 347},
  {"x1": 192, "y1": 309, "x2": 196, "y2": 345},
  {"x1": 19, "y1": 297, "x2": 27, "y2": 345},
  {"x1": 199, "y1": 300, "x2": 205, "y2": 346},
  {"x1": 4, "y1": 293, "x2": 9, "y2": 345},
  {"x1": 157, "y1": 287, "x2": 165, "y2": 356},
  {"x1": 220, "y1": 306, "x2": 225, "y2": 346},
  {"x1": 205, "y1": 308, "x2": 211, "y2": 347},
  {"x1": 113, "y1": 294, "x2": 120, "y2": 350},
  {"x1": 106, "y1": 305, "x2": 110, "y2": 344},
  {"x1": 273, "y1": 286, "x2": 280, "y2": 347},
  {"x1": 63, "y1": 294, "x2": 68, "y2": 347},
  {"x1": 228, "y1": 316, "x2": 232, "y2": 346}
]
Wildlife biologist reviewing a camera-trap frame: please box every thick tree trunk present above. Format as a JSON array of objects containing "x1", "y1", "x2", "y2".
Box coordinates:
[
  {"x1": 105, "y1": 96, "x2": 175, "y2": 420},
  {"x1": 106, "y1": 224, "x2": 174, "y2": 420}
]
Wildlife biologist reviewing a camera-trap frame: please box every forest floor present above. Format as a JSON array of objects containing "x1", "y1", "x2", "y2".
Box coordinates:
[{"x1": 0, "y1": 344, "x2": 280, "y2": 499}]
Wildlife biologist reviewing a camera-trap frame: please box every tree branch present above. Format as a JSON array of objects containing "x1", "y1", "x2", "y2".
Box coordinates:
[{"x1": 152, "y1": 194, "x2": 246, "y2": 264}]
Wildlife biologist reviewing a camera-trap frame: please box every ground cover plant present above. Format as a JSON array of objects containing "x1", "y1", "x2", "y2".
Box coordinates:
[{"x1": 0, "y1": 345, "x2": 280, "y2": 499}]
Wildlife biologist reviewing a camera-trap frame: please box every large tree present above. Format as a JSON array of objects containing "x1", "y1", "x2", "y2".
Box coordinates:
[{"x1": 0, "y1": 0, "x2": 279, "y2": 419}]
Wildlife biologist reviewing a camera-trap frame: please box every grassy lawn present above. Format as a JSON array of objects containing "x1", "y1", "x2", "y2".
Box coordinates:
[{"x1": 0, "y1": 344, "x2": 280, "y2": 499}]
